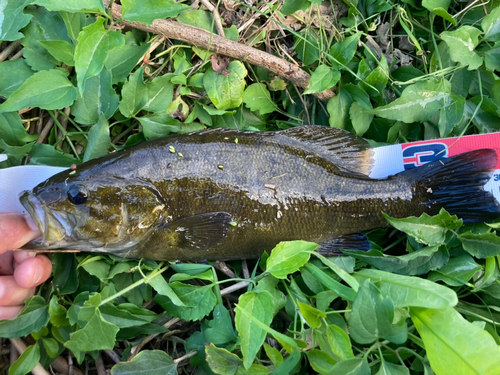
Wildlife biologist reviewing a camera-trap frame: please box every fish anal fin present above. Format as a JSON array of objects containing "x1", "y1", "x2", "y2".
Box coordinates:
[
  {"x1": 316, "y1": 233, "x2": 371, "y2": 256},
  {"x1": 274, "y1": 126, "x2": 374, "y2": 176},
  {"x1": 160, "y1": 212, "x2": 233, "y2": 251}
]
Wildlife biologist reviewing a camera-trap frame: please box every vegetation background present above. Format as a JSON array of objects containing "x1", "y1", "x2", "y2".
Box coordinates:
[{"x1": 1, "y1": 0, "x2": 500, "y2": 374}]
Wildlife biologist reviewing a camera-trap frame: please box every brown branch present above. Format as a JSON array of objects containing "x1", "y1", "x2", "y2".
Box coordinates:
[{"x1": 106, "y1": 1, "x2": 335, "y2": 102}]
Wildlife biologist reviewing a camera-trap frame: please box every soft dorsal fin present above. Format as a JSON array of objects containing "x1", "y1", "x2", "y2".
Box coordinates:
[{"x1": 271, "y1": 126, "x2": 374, "y2": 176}]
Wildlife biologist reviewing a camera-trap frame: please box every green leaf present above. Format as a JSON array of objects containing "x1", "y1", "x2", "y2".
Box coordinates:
[
  {"x1": 49, "y1": 296, "x2": 70, "y2": 327},
  {"x1": 121, "y1": 0, "x2": 190, "y2": 24},
  {"x1": 242, "y1": 83, "x2": 277, "y2": 114},
  {"x1": 428, "y1": 254, "x2": 481, "y2": 286},
  {"x1": 348, "y1": 280, "x2": 407, "y2": 344},
  {"x1": 329, "y1": 358, "x2": 370, "y2": 375},
  {"x1": 204, "y1": 61, "x2": 247, "y2": 111},
  {"x1": 149, "y1": 275, "x2": 185, "y2": 307},
  {"x1": 111, "y1": 350, "x2": 177, "y2": 375},
  {"x1": 263, "y1": 343, "x2": 283, "y2": 367},
  {"x1": 0, "y1": 296, "x2": 49, "y2": 338},
  {"x1": 369, "y1": 80, "x2": 452, "y2": 123},
  {"x1": 298, "y1": 301, "x2": 326, "y2": 328},
  {"x1": 304, "y1": 263, "x2": 357, "y2": 301},
  {"x1": 458, "y1": 231, "x2": 500, "y2": 258},
  {"x1": 383, "y1": 209, "x2": 462, "y2": 246},
  {"x1": 0, "y1": 69, "x2": 77, "y2": 113},
  {"x1": 330, "y1": 33, "x2": 361, "y2": 70},
  {"x1": 29, "y1": 144, "x2": 79, "y2": 166},
  {"x1": 482, "y1": 6, "x2": 500, "y2": 42},
  {"x1": 143, "y1": 73, "x2": 175, "y2": 113},
  {"x1": 272, "y1": 350, "x2": 301, "y2": 375},
  {"x1": 65, "y1": 309, "x2": 119, "y2": 352},
  {"x1": 375, "y1": 362, "x2": 410, "y2": 375},
  {"x1": 358, "y1": 55, "x2": 389, "y2": 97},
  {"x1": 266, "y1": 241, "x2": 317, "y2": 279},
  {"x1": 0, "y1": 112, "x2": 37, "y2": 146},
  {"x1": 71, "y1": 68, "x2": 119, "y2": 124},
  {"x1": 105, "y1": 43, "x2": 150, "y2": 84},
  {"x1": 327, "y1": 88, "x2": 352, "y2": 129},
  {"x1": 253, "y1": 276, "x2": 287, "y2": 316},
  {"x1": 304, "y1": 65, "x2": 341, "y2": 95},
  {"x1": 203, "y1": 304, "x2": 236, "y2": 345},
  {"x1": 0, "y1": 0, "x2": 32, "y2": 41},
  {"x1": 82, "y1": 115, "x2": 110, "y2": 162},
  {"x1": 178, "y1": 9, "x2": 215, "y2": 32},
  {"x1": 31, "y1": 0, "x2": 106, "y2": 13},
  {"x1": 342, "y1": 245, "x2": 449, "y2": 276},
  {"x1": 306, "y1": 350, "x2": 337, "y2": 374},
  {"x1": 154, "y1": 282, "x2": 217, "y2": 321},
  {"x1": 350, "y1": 102, "x2": 373, "y2": 136},
  {"x1": 438, "y1": 94, "x2": 465, "y2": 137},
  {"x1": 9, "y1": 343, "x2": 40, "y2": 375},
  {"x1": 422, "y1": 0, "x2": 455, "y2": 25},
  {"x1": 75, "y1": 18, "x2": 124, "y2": 93},
  {"x1": 0, "y1": 59, "x2": 34, "y2": 97},
  {"x1": 354, "y1": 269, "x2": 458, "y2": 308},
  {"x1": 411, "y1": 306, "x2": 500, "y2": 375},
  {"x1": 38, "y1": 40, "x2": 75, "y2": 66},
  {"x1": 235, "y1": 291, "x2": 274, "y2": 369},
  {"x1": 281, "y1": 0, "x2": 310, "y2": 15},
  {"x1": 100, "y1": 303, "x2": 157, "y2": 328},
  {"x1": 206, "y1": 343, "x2": 242, "y2": 375},
  {"x1": 294, "y1": 30, "x2": 321, "y2": 65},
  {"x1": 42, "y1": 338, "x2": 60, "y2": 359},
  {"x1": 440, "y1": 26, "x2": 483, "y2": 70},
  {"x1": 118, "y1": 66, "x2": 148, "y2": 118}
]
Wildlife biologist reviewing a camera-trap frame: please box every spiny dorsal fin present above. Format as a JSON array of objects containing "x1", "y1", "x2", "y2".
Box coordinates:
[{"x1": 271, "y1": 126, "x2": 374, "y2": 176}]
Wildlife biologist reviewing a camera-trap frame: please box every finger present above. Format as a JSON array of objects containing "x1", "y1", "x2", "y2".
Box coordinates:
[
  {"x1": 0, "y1": 306, "x2": 24, "y2": 320},
  {"x1": 12, "y1": 250, "x2": 37, "y2": 264},
  {"x1": 0, "y1": 276, "x2": 36, "y2": 306},
  {"x1": 0, "y1": 214, "x2": 41, "y2": 253},
  {"x1": 14, "y1": 256, "x2": 52, "y2": 288},
  {"x1": 0, "y1": 252, "x2": 14, "y2": 275}
]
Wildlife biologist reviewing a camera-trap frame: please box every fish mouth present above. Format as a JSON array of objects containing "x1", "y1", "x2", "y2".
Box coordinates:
[{"x1": 19, "y1": 190, "x2": 71, "y2": 248}]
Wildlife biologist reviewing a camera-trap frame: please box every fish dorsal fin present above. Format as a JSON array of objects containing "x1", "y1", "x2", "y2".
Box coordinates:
[{"x1": 272, "y1": 126, "x2": 374, "y2": 176}]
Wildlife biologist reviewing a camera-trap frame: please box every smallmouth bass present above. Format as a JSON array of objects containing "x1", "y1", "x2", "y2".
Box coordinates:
[{"x1": 19, "y1": 126, "x2": 500, "y2": 260}]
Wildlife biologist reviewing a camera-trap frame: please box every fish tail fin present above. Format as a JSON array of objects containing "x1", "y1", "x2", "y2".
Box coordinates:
[{"x1": 403, "y1": 149, "x2": 500, "y2": 223}]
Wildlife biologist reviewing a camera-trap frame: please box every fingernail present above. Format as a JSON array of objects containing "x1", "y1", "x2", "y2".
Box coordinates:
[
  {"x1": 24, "y1": 214, "x2": 40, "y2": 233},
  {"x1": 33, "y1": 265, "x2": 44, "y2": 285}
]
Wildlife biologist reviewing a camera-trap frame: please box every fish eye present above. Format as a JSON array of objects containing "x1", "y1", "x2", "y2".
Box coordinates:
[{"x1": 67, "y1": 185, "x2": 88, "y2": 205}]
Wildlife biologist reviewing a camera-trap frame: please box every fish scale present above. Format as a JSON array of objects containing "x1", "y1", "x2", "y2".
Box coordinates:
[{"x1": 19, "y1": 126, "x2": 500, "y2": 260}]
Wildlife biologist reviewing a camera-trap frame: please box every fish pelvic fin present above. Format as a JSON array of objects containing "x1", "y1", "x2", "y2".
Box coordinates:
[
  {"x1": 402, "y1": 149, "x2": 500, "y2": 224},
  {"x1": 158, "y1": 212, "x2": 233, "y2": 251},
  {"x1": 316, "y1": 233, "x2": 371, "y2": 256}
]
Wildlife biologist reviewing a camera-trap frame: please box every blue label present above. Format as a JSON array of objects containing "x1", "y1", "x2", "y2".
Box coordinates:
[{"x1": 402, "y1": 143, "x2": 448, "y2": 170}]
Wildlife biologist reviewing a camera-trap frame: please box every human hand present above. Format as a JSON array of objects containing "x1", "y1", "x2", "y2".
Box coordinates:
[{"x1": 0, "y1": 213, "x2": 52, "y2": 320}]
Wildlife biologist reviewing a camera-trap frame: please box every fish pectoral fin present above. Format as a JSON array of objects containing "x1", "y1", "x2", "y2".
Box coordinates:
[
  {"x1": 316, "y1": 233, "x2": 371, "y2": 256},
  {"x1": 159, "y1": 212, "x2": 233, "y2": 251}
]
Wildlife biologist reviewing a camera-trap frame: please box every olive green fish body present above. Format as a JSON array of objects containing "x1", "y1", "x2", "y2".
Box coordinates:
[{"x1": 20, "y1": 126, "x2": 500, "y2": 260}]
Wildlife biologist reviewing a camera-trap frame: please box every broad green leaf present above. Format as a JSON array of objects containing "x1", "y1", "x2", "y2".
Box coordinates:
[
  {"x1": 411, "y1": 306, "x2": 500, "y2": 375},
  {"x1": 0, "y1": 59, "x2": 34, "y2": 97},
  {"x1": 148, "y1": 274, "x2": 185, "y2": 307},
  {"x1": 52, "y1": 254, "x2": 79, "y2": 294},
  {"x1": 49, "y1": 296, "x2": 70, "y2": 327},
  {"x1": 253, "y1": 276, "x2": 287, "y2": 316},
  {"x1": 8, "y1": 343, "x2": 40, "y2": 375},
  {"x1": 177, "y1": 9, "x2": 215, "y2": 32},
  {"x1": 484, "y1": 43, "x2": 500, "y2": 72},
  {"x1": 304, "y1": 65, "x2": 341, "y2": 95},
  {"x1": 354, "y1": 269, "x2": 458, "y2": 309},
  {"x1": 342, "y1": 245, "x2": 449, "y2": 276},
  {"x1": 266, "y1": 241, "x2": 318, "y2": 279},
  {"x1": 243, "y1": 83, "x2": 277, "y2": 114},
  {"x1": 118, "y1": 66, "x2": 148, "y2": 118},
  {"x1": 422, "y1": 0, "x2": 455, "y2": 25},
  {"x1": 28, "y1": 144, "x2": 79, "y2": 166},
  {"x1": 203, "y1": 61, "x2": 247, "y2": 110},
  {"x1": 205, "y1": 343, "x2": 242, "y2": 375},
  {"x1": 383, "y1": 209, "x2": 462, "y2": 246},
  {"x1": 0, "y1": 112, "x2": 37, "y2": 146},
  {"x1": 294, "y1": 30, "x2": 321, "y2": 65},
  {"x1": 306, "y1": 350, "x2": 337, "y2": 374},
  {"x1": 348, "y1": 280, "x2": 407, "y2": 344},
  {"x1": 271, "y1": 350, "x2": 301, "y2": 375},
  {"x1": 0, "y1": 69, "x2": 77, "y2": 113},
  {"x1": 438, "y1": 94, "x2": 465, "y2": 137},
  {"x1": 121, "y1": 0, "x2": 190, "y2": 24},
  {"x1": 143, "y1": 73, "x2": 175, "y2": 113},
  {"x1": 138, "y1": 113, "x2": 199, "y2": 140},
  {"x1": 38, "y1": 40, "x2": 75, "y2": 66},
  {"x1": 75, "y1": 18, "x2": 124, "y2": 93},
  {"x1": 42, "y1": 338, "x2": 60, "y2": 359},
  {"x1": 281, "y1": 0, "x2": 310, "y2": 15},
  {"x1": 65, "y1": 309, "x2": 119, "y2": 352},
  {"x1": 482, "y1": 6, "x2": 500, "y2": 42},
  {"x1": 375, "y1": 362, "x2": 410, "y2": 375},
  {"x1": 235, "y1": 291, "x2": 274, "y2": 369},
  {"x1": 32, "y1": 0, "x2": 106, "y2": 13},
  {"x1": 298, "y1": 301, "x2": 326, "y2": 328},
  {"x1": 313, "y1": 324, "x2": 354, "y2": 361},
  {"x1": 100, "y1": 304, "x2": 157, "y2": 328},
  {"x1": 263, "y1": 343, "x2": 283, "y2": 367},
  {"x1": 465, "y1": 96, "x2": 500, "y2": 133},
  {"x1": 329, "y1": 358, "x2": 370, "y2": 375},
  {"x1": 358, "y1": 55, "x2": 389, "y2": 97},
  {"x1": 350, "y1": 102, "x2": 373, "y2": 136},
  {"x1": 428, "y1": 254, "x2": 481, "y2": 286},
  {"x1": 458, "y1": 231, "x2": 500, "y2": 258},
  {"x1": 59, "y1": 11, "x2": 88, "y2": 44},
  {"x1": 154, "y1": 282, "x2": 217, "y2": 321},
  {"x1": 304, "y1": 263, "x2": 357, "y2": 301},
  {"x1": 0, "y1": 296, "x2": 49, "y2": 338},
  {"x1": 440, "y1": 26, "x2": 483, "y2": 70},
  {"x1": 327, "y1": 88, "x2": 352, "y2": 129},
  {"x1": 111, "y1": 350, "x2": 177, "y2": 375},
  {"x1": 0, "y1": 0, "x2": 32, "y2": 41},
  {"x1": 203, "y1": 304, "x2": 236, "y2": 345},
  {"x1": 105, "y1": 43, "x2": 150, "y2": 84},
  {"x1": 71, "y1": 68, "x2": 119, "y2": 124},
  {"x1": 82, "y1": 115, "x2": 110, "y2": 162},
  {"x1": 330, "y1": 33, "x2": 361, "y2": 70},
  {"x1": 314, "y1": 253, "x2": 358, "y2": 290},
  {"x1": 369, "y1": 80, "x2": 451, "y2": 123}
]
